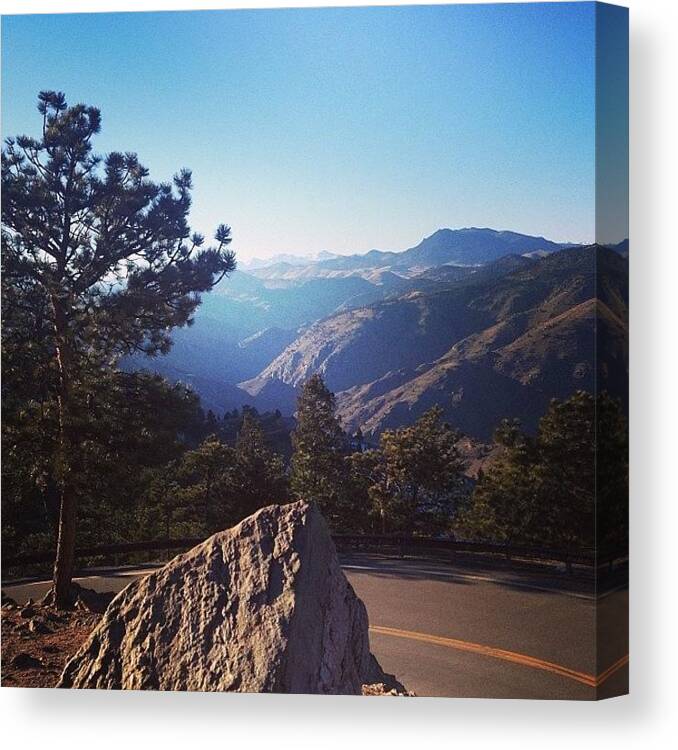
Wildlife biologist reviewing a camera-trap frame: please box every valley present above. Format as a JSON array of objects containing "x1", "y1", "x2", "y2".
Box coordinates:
[{"x1": 136, "y1": 228, "x2": 628, "y2": 441}]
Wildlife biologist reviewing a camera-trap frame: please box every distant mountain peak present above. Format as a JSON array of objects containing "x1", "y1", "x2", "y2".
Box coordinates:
[{"x1": 242, "y1": 227, "x2": 580, "y2": 285}]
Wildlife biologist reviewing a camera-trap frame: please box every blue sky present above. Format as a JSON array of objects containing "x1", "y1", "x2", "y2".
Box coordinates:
[{"x1": 2, "y1": 3, "x2": 626, "y2": 259}]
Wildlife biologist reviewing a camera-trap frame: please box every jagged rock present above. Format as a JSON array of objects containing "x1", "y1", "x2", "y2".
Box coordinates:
[
  {"x1": 2, "y1": 590, "x2": 17, "y2": 608},
  {"x1": 28, "y1": 618, "x2": 53, "y2": 634},
  {"x1": 11, "y1": 652, "x2": 44, "y2": 669},
  {"x1": 41, "y1": 582, "x2": 116, "y2": 613},
  {"x1": 58, "y1": 501, "x2": 405, "y2": 694},
  {"x1": 362, "y1": 682, "x2": 415, "y2": 697}
]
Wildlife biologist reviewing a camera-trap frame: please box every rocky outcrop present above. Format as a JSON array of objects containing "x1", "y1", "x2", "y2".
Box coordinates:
[
  {"x1": 41, "y1": 582, "x2": 116, "y2": 613},
  {"x1": 58, "y1": 501, "x2": 405, "y2": 694}
]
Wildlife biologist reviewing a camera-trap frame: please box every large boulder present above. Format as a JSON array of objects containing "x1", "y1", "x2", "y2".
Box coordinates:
[{"x1": 58, "y1": 500, "x2": 404, "y2": 694}]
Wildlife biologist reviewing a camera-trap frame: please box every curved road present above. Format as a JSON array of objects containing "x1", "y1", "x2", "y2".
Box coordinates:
[
  {"x1": 344, "y1": 555, "x2": 628, "y2": 700},
  {"x1": 3, "y1": 553, "x2": 628, "y2": 699}
]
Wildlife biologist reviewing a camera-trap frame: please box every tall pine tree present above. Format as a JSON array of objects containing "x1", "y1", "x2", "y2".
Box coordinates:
[
  {"x1": 1, "y1": 92, "x2": 235, "y2": 606},
  {"x1": 357, "y1": 407, "x2": 464, "y2": 534},
  {"x1": 175, "y1": 436, "x2": 235, "y2": 536},
  {"x1": 290, "y1": 375, "x2": 349, "y2": 528},
  {"x1": 461, "y1": 391, "x2": 628, "y2": 555},
  {"x1": 232, "y1": 410, "x2": 288, "y2": 518}
]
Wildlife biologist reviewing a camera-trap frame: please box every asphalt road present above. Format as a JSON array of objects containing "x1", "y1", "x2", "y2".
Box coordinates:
[
  {"x1": 2, "y1": 554, "x2": 628, "y2": 700},
  {"x1": 343, "y1": 555, "x2": 628, "y2": 700}
]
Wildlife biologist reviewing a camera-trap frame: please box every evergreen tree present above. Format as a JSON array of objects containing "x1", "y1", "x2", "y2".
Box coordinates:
[
  {"x1": 534, "y1": 391, "x2": 596, "y2": 550},
  {"x1": 595, "y1": 393, "x2": 629, "y2": 552},
  {"x1": 175, "y1": 436, "x2": 235, "y2": 536},
  {"x1": 290, "y1": 374, "x2": 349, "y2": 528},
  {"x1": 459, "y1": 419, "x2": 540, "y2": 546},
  {"x1": 1, "y1": 370, "x2": 206, "y2": 563},
  {"x1": 1, "y1": 91, "x2": 235, "y2": 605},
  {"x1": 346, "y1": 409, "x2": 465, "y2": 535},
  {"x1": 346, "y1": 448, "x2": 390, "y2": 533},
  {"x1": 378, "y1": 407, "x2": 465, "y2": 534},
  {"x1": 138, "y1": 468, "x2": 182, "y2": 547},
  {"x1": 204, "y1": 409, "x2": 220, "y2": 436},
  {"x1": 231, "y1": 411, "x2": 288, "y2": 518},
  {"x1": 461, "y1": 391, "x2": 628, "y2": 554}
]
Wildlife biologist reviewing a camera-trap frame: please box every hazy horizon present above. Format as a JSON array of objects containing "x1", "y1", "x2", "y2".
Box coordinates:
[
  {"x1": 237, "y1": 224, "x2": 598, "y2": 267},
  {"x1": 2, "y1": 4, "x2": 628, "y2": 260}
]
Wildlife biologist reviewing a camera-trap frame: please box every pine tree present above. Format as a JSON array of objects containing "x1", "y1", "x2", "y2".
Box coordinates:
[
  {"x1": 535, "y1": 391, "x2": 596, "y2": 550},
  {"x1": 459, "y1": 420, "x2": 539, "y2": 547},
  {"x1": 595, "y1": 393, "x2": 629, "y2": 552},
  {"x1": 232, "y1": 411, "x2": 288, "y2": 518},
  {"x1": 378, "y1": 407, "x2": 464, "y2": 534},
  {"x1": 175, "y1": 436, "x2": 235, "y2": 535},
  {"x1": 1, "y1": 91, "x2": 235, "y2": 606},
  {"x1": 204, "y1": 410, "x2": 220, "y2": 436},
  {"x1": 290, "y1": 374, "x2": 349, "y2": 528},
  {"x1": 461, "y1": 391, "x2": 628, "y2": 555},
  {"x1": 346, "y1": 448, "x2": 389, "y2": 533}
]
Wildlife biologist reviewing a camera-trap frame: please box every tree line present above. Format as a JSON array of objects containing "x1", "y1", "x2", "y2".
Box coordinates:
[{"x1": 3, "y1": 356, "x2": 627, "y2": 575}]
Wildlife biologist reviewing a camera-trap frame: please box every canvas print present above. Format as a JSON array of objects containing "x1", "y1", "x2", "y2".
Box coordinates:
[{"x1": 1, "y1": 2, "x2": 629, "y2": 699}]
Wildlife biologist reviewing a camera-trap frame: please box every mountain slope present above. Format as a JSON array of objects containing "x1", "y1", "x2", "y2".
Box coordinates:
[
  {"x1": 338, "y1": 297, "x2": 626, "y2": 439},
  {"x1": 152, "y1": 228, "x2": 584, "y2": 393},
  {"x1": 243, "y1": 246, "x2": 628, "y2": 439},
  {"x1": 240, "y1": 290, "x2": 491, "y2": 394}
]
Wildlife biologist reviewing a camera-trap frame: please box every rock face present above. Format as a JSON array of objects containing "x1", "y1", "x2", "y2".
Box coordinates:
[{"x1": 58, "y1": 501, "x2": 401, "y2": 694}]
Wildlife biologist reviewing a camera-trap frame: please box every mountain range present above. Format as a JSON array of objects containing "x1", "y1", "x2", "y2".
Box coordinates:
[
  {"x1": 132, "y1": 228, "x2": 628, "y2": 440},
  {"x1": 244, "y1": 227, "x2": 569, "y2": 285}
]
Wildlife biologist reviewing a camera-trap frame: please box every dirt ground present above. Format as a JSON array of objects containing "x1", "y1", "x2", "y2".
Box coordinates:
[
  {"x1": 1, "y1": 594, "x2": 103, "y2": 688},
  {"x1": 1, "y1": 588, "x2": 410, "y2": 694}
]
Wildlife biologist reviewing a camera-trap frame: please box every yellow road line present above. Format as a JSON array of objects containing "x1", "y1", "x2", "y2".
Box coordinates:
[
  {"x1": 595, "y1": 654, "x2": 630, "y2": 685},
  {"x1": 369, "y1": 625, "x2": 628, "y2": 688}
]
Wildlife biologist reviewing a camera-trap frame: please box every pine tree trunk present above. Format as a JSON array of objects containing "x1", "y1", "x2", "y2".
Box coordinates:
[
  {"x1": 53, "y1": 479, "x2": 77, "y2": 608},
  {"x1": 51, "y1": 295, "x2": 77, "y2": 609}
]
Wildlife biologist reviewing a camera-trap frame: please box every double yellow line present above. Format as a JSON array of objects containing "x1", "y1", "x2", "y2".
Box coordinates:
[{"x1": 369, "y1": 625, "x2": 629, "y2": 688}]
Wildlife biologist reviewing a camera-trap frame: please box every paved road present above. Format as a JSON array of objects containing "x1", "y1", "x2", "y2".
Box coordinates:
[
  {"x1": 3, "y1": 554, "x2": 628, "y2": 699},
  {"x1": 343, "y1": 556, "x2": 628, "y2": 700}
]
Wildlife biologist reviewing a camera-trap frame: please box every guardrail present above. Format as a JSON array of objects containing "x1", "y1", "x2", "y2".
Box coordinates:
[
  {"x1": 333, "y1": 534, "x2": 601, "y2": 566},
  {"x1": 2, "y1": 538, "x2": 204, "y2": 568},
  {"x1": 3, "y1": 534, "x2": 625, "y2": 574}
]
